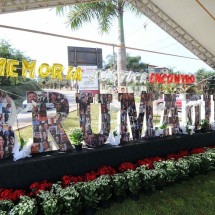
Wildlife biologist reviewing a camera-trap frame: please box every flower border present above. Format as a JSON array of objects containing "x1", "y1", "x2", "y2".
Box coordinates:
[{"x1": 0, "y1": 146, "x2": 214, "y2": 214}]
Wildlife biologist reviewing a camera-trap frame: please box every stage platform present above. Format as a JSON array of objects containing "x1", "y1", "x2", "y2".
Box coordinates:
[{"x1": 1, "y1": 132, "x2": 215, "y2": 189}]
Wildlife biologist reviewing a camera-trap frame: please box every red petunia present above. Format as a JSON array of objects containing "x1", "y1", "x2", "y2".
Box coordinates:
[
  {"x1": 118, "y1": 162, "x2": 136, "y2": 172},
  {"x1": 11, "y1": 189, "x2": 26, "y2": 201},
  {"x1": 29, "y1": 180, "x2": 52, "y2": 196},
  {"x1": 85, "y1": 171, "x2": 98, "y2": 182},
  {"x1": 137, "y1": 158, "x2": 154, "y2": 169},
  {"x1": 190, "y1": 147, "x2": 205, "y2": 154},
  {"x1": 97, "y1": 166, "x2": 117, "y2": 176}
]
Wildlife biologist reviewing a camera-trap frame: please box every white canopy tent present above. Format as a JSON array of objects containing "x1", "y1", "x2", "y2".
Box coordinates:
[{"x1": 0, "y1": 0, "x2": 214, "y2": 69}]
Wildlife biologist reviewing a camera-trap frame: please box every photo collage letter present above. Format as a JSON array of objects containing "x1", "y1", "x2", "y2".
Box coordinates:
[
  {"x1": 186, "y1": 94, "x2": 201, "y2": 129},
  {"x1": 141, "y1": 92, "x2": 155, "y2": 138},
  {"x1": 163, "y1": 94, "x2": 179, "y2": 135},
  {"x1": 28, "y1": 91, "x2": 72, "y2": 154},
  {"x1": 204, "y1": 94, "x2": 211, "y2": 122},
  {"x1": 118, "y1": 92, "x2": 154, "y2": 141},
  {"x1": 76, "y1": 93, "x2": 111, "y2": 147},
  {"x1": 0, "y1": 90, "x2": 15, "y2": 160}
]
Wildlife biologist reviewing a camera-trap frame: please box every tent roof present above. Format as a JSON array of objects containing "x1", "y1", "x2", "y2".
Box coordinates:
[{"x1": 0, "y1": 0, "x2": 214, "y2": 69}]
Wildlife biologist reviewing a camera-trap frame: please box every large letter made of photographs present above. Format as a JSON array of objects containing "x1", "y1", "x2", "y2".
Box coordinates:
[
  {"x1": 0, "y1": 90, "x2": 16, "y2": 160},
  {"x1": 27, "y1": 91, "x2": 72, "y2": 154},
  {"x1": 162, "y1": 94, "x2": 180, "y2": 136},
  {"x1": 76, "y1": 92, "x2": 112, "y2": 147},
  {"x1": 118, "y1": 92, "x2": 154, "y2": 141}
]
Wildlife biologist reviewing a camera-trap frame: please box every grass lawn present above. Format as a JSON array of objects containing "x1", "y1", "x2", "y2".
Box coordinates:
[
  {"x1": 15, "y1": 104, "x2": 118, "y2": 140},
  {"x1": 15, "y1": 103, "x2": 161, "y2": 140},
  {"x1": 97, "y1": 171, "x2": 215, "y2": 215}
]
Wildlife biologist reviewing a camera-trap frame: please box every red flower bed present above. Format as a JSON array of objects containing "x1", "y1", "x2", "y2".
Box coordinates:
[
  {"x1": 97, "y1": 166, "x2": 117, "y2": 176},
  {"x1": 0, "y1": 146, "x2": 213, "y2": 203},
  {"x1": 85, "y1": 171, "x2": 98, "y2": 182},
  {"x1": 29, "y1": 180, "x2": 52, "y2": 197},
  {"x1": 118, "y1": 162, "x2": 136, "y2": 172},
  {"x1": 137, "y1": 158, "x2": 154, "y2": 169},
  {"x1": 190, "y1": 147, "x2": 205, "y2": 154},
  {"x1": 62, "y1": 175, "x2": 84, "y2": 187},
  {"x1": 0, "y1": 188, "x2": 26, "y2": 201}
]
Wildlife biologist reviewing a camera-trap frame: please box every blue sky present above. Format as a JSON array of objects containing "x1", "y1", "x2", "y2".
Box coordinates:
[{"x1": 0, "y1": 8, "x2": 212, "y2": 74}]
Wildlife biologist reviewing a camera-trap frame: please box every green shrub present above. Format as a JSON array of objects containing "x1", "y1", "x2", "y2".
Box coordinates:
[{"x1": 8, "y1": 196, "x2": 37, "y2": 215}]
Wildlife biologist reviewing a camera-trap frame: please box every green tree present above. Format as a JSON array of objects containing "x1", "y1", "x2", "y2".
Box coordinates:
[
  {"x1": 57, "y1": 1, "x2": 141, "y2": 86},
  {"x1": 195, "y1": 68, "x2": 215, "y2": 94},
  {"x1": 0, "y1": 39, "x2": 31, "y2": 86},
  {"x1": 126, "y1": 54, "x2": 147, "y2": 72},
  {"x1": 104, "y1": 53, "x2": 147, "y2": 72},
  {"x1": 104, "y1": 52, "x2": 117, "y2": 70}
]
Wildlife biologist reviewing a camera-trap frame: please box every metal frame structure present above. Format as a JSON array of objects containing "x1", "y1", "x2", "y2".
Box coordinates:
[
  {"x1": 0, "y1": 0, "x2": 97, "y2": 14},
  {"x1": 0, "y1": 0, "x2": 214, "y2": 70},
  {"x1": 129, "y1": 0, "x2": 215, "y2": 69}
]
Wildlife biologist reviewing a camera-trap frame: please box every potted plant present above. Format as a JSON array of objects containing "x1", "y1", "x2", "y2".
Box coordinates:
[
  {"x1": 9, "y1": 196, "x2": 38, "y2": 215},
  {"x1": 96, "y1": 175, "x2": 113, "y2": 208},
  {"x1": 111, "y1": 173, "x2": 128, "y2": 203},
  {"x1": 200, "y1": 119, "x2": 209, "y2": 132},
  {"x1": 76, "y1": 176, "x2": 112, "y2": 214},
  {"x1": 159, "y1": 123, "x2": 167, "y2": 137},
  {"x1": 69, "y1": 129, "x2": 84, "y2": 151},
  {"x1": 124, "y1": 170, "x2": 142, "y2": 201},
  {"x1": 58, "y1": 184, "x2": 82, "y2": 214}
]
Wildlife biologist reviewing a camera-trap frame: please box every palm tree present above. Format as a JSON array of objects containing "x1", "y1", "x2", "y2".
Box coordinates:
[{"x1": 57, "y1": 0, "x2": 141, "y2": 86}]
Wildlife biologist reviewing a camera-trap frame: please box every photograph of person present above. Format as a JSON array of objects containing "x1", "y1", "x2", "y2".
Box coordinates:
[
  {"x1": 75, "y1": 93, "x2": 81, "y2": 103},
  {"x1": 0, "y1": 134, "x2": 5, "y2": 159},
  {"x1": 0, "y1": 114, "x2": 3, "y2": 124},
  {"x1": 33, "y1": 125, "x2": 40, "y2": 132},
  {"x1": 27, "y1": 91, "x2": 38, "y2": 103},
  {"x1": 60, "y1": 98, "x2": 69, "y2": 114},
  {"x1": 120, "y1": 87, "x2": 126, "y2": 93},
  {"x1": 60, "y1": 133, "x2": 73, "y2": 151},
  {"x1": 86, "y1": 104, "x2": 91, "y2": 113},
  {"x1": 33, "y1": 132, "x2": 41, "y2": 143},
  {"x1": 48, "y1": 117, "x2": 56, "y2": 126},
  {"x1": 107, "y1": 94, "x2": 113, "y2": 103},
  {"x1": 41, "y1": 129, "x2": 48, "y2": 141},
  {"x1": 2, "y1": 103, "x2": 11, "y2": 113},
  {"x1": 54, "y1": 134, "x2": 61, "y2": 145},
  {"x1": 49, "y1": 92, "x2": 59, "y2": 104},
  {"x1": 3, "y1": 125, "x2": 14, "y2": 138},
  {"x1": 87, "y1": 93, "x2": 93, "y2": 103},
  {"x1": 39, "y1": 103, "x2": 47, "y2": 117},
  {"x1": 0, "y1": 125, "x2": 3, "y2": 136},
  {"x1": 57, "y1": 123, "x2": 65, "y2": 134},
  {"x1": 42, "y1": 121, "x2": 49, "y2": 130},
  {"x1": 38, "y1": 92, "x2": 48, "y2": 103},
  {"x1": 98, "y1": 135, "x2": 104, "y2": 146},
  {"x1": 0, "y1": 91, "x2": 11, "y2": 104},
  {"x1": 8, "y1": 135, "x2": 15, "y2": 153},
  {"x1": 31, "y1": 142, "x2": 41, "y2": 154},
  {"x1": 49, "y1": 126, "x2": 57, "y2": 137},
  {"x1": 3, "y1": 113, "x2": 10, "y2": 124},
  {"x1": 42, "y1": 140, "x2": 51, "y2": 152},
  {"x1": 33, "y1": 114, "x2": 40, "y2": 125}
]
